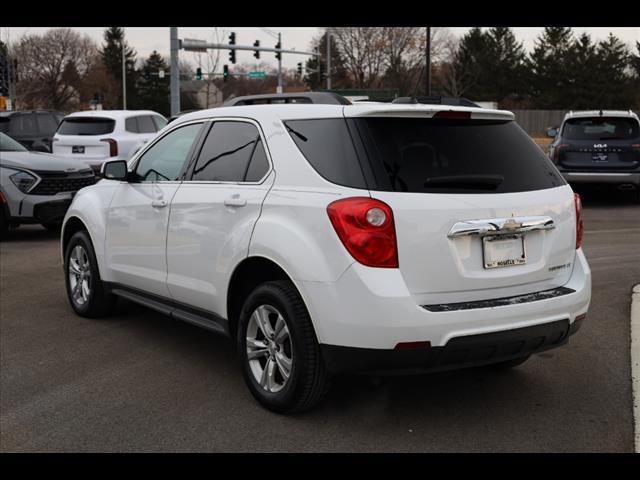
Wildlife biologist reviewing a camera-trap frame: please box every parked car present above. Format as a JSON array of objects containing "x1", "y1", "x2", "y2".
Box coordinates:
[
  {"x1": 0, "y1": 110, "x2": 64, "y2": 152},
  {"x1": 0, "y1": 132, "x2": 96, "y2": 236},
  {"x1": 61, "y1": 93, "x2": 591, "y2": 413},
  {"x1": 547, "y1": 110, "x2": 640, "y2": 201},
  {"x1": 52, "y1": 110, "x2": 168, "y2": 172}
]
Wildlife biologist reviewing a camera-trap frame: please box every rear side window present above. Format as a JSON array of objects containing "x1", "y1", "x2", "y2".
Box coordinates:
[
  {"x1": 7, "y1": 113, "x2": 38, "y2": 136},
  {"x1": 245, "y1": 140, "x2": 270, "y2": 182},
  {"x1": 57, "y1": 117, "x2": 115, "y2": 135},
  {"x1": 354, "y1": 118, "x2": 565, "y2": 194},
  {"x1": 125, "y1": 117, "x2": 139, "y2": 133},
  {"x1": 137, "y1": 116, "x2": 157, "y2": 133},
  {"x1": 36, "y1": 113, "x2": 59, "y2": 135},
  {"x1": 191, "y1": 121, "x2": 262, "y2": 182},
  {"x1": 284, "y1": 119, "x2": 367, "y2": 188},
  {"x1": 561, "y1": 117, "x2": 640, "y2": 140},
  {"x1": 153, "y1": 116, "x2": 168, "y2": 130}
]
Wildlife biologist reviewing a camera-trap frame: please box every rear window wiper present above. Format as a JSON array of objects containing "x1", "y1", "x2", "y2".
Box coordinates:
[{"x1": 424, "y1": 174, "x2": 504, "y2": 190}]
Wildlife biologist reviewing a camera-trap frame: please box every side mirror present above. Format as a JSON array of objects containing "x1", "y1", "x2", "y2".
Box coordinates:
[
  {"x1": 546, "y1": 127, "x2": 558, "y2": 138},
  {"x1": 101, "y1": 160, "x2": 129, "y2": 180}
]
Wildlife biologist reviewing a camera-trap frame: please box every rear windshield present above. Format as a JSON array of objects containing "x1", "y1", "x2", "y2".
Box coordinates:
[
  {"x1": 57, "y1": 117, "x2": 116, "y2": 135},
  {"x1": 285, "y1": 117, "x2": 565, "y2": 194},
  {"x1": 561, "y1": 117, "x2": 640, "y2": 141}
]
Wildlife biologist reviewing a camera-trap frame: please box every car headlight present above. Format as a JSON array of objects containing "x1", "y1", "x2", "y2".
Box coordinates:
[{"x1": 10, "y1": 171, "x2": 38, "y2": 193}]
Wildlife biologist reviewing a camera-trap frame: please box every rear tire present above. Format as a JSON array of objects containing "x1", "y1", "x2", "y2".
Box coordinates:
[
  {"x1": 0, "y1": 211, "x2": 8, "y2": 240},
  {"x1": 64, "y1": 230, "x2": 116, "y2": 318},
  {"x1": 237, "y1": 280, "x2": 330, "y2": 413}
]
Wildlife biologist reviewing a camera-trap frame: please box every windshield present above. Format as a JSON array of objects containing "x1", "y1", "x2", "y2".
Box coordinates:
[
  {"x1": 57, "y1": 117, "x2": 116, "y2": 135},
  {"x1": 0, "y1": 132, "x2": 28, "y2": 152},
  {"x1": 561, "y1": 117, "x2": 640, "y2": 141}
]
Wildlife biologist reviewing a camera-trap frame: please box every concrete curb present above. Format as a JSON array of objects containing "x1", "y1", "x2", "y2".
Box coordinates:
[{"x1": 632, "y1": 284, "x2": 640, "y2": 453}]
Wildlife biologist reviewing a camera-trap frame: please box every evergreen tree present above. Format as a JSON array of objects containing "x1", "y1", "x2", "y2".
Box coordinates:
[
  {"x1": 304, "y1": 31, "x2": 348, "y2": 91},
  {"x1": 484, "y1": 27, "x2": 527, "y2": 105},
  {"x1": 453, "y1": 27, "x2": 491, "y2": 100},
  {"x1": 137, "y1": 51, "x2": 170, "y2": 116},
  {"x1": 592, "y1": 33, "x2": 633, "y2": 109},
  {"x1": 100, "y1": 27, "x2": 138, "y2": 109},
  {"x1": 566, "y1": 33, "x2": 599, "y2": 109},
  {"x1": 527, "y1": 27, "x2": 574, "y2": 108}
]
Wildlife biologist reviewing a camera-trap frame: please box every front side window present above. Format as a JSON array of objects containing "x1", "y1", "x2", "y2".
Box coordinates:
[
  {"x1": 153, "y1": 116, "x2": 168, "y2": 131},
  {"x1": 191, "y1": 121, "x2": 263, "y2": 182},
  {"x1": 134, "y1": 123, "x2": 202, "y2": 182}
]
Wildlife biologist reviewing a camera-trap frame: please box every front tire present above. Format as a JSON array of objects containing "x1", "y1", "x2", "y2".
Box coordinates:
[
  {"x1": 64, "y1": 230, "x2": 116, "y2": 318},
  {"x1": 237, "y1": 280, "x2": 330, "y2": 413}
]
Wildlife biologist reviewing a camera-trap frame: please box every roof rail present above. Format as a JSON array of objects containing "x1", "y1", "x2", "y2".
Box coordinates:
[
  {"x1": 224, "y1": 92, "x2": 351, "y2": 106},
  {"x1": 391, "y1": 96, "x2": 481, "y2": 108}
]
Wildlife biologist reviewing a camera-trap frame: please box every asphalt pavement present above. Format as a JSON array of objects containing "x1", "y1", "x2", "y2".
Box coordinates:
[{"x1": 1, "y1": 187, "x2": 638, "y2": 452}]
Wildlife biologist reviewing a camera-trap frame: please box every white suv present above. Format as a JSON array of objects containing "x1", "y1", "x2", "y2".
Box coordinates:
[
  {"x1": 60, "y1": 94, "x2": 591, "y2": 413},
  {"x1": 52, "y1": 110, "x2": 168, "y2": 172}
]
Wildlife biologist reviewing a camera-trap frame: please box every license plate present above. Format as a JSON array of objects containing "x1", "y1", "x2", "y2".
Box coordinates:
[
  {"x1": 482, "y1": 234, "x2": 526, "y2": 269},
  {"x1": 592, "y1": 153, "x2": 608, "y2": 162},
  {"x1": 72, "y1": 146, "x2": 85, "y2": 154}
]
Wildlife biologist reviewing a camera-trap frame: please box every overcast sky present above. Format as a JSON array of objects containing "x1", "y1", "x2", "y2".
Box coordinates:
[{"x1": 2, "y1": 27, "x2": 638, "y2": 71}]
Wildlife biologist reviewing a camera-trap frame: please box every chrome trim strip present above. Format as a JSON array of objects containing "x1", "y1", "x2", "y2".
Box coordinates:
[{"x1": 447, "y1": 216, "x2": 555, "y2": 238}]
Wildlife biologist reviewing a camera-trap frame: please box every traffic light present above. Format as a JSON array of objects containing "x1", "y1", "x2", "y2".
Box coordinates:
[
  {"x1": 253, "y1": 40, "x2": 260, "y2": 59},
  {"x1": 229, "y1": 49, "x2": 236, "y2": 64},
  {"x1": 228, "y1": 32, "x2": 236, "y2": 64},
  {"x1": 223, "y1": 64, "x2": 229, "y2": 83},
  {"x1": 275, "y1": 41, "x2": 281, "y2": 61},
  {"x1": 228, "y1": 32, "x2": 236, "y2": 45},
  {"x1": 195, "y1": 67, "x2": 202, "y2": 80},
  {"x1": 297, "y1": 62, "x2": 303, "y2": 77}
]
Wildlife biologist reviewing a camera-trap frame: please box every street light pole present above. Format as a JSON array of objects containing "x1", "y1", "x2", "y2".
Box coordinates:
[
  {"x1": 425, "y1": 26, "x2": 431, "y2": 97},
  {"x1": 170, "y1": 27, "x2": 180, "y2": 116},
  {"x1": 122, "y1": 27, "x2": 127, "y2": 109},
  {"x1": 326, "y1": 29, "x2": 331, "y2": 90}
]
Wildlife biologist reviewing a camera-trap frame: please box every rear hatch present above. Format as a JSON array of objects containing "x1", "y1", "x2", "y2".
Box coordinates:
[
  {"x1": 347, "y1": 109, "x2": 577, "y2": 305},
  {"x1": 52, "y1": 116, "x2": 116, "y2": 160},
  {"x1": 556, "y1": 116, "x2": 640, "y2": 171}
]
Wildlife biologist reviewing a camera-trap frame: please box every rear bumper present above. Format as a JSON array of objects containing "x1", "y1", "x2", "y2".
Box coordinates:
[
  {"x1": 561, "y1": 171, "x2": 640, "y2": 185},
  {"x1": 321, "y1": 318, "x2": 583, "y2": 374},
  {"x1": 301, "y1": 249, "x2": 590, "y2": 355}
]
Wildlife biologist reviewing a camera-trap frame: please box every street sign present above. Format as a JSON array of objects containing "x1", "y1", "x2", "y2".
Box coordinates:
[
  {"x1": 158, "y1": 70, "x2": 165, "y2": 79},
  {"x1": 182, "y1": 38, "x2": 208, "y2": 52},
  {"x1": 248, "y1": 71, "x2": 266, "y2": 79}
]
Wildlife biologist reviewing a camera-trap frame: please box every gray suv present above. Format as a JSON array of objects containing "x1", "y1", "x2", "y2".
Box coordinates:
[
  {"x1": 547, "y1": 110, "x2": 640, "y2": 201},
  {"x1": 0, "y1": 132, "x2": 96, "y2": 236}
]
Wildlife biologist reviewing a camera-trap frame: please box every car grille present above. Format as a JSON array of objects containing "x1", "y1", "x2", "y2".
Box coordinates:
[{"x1": 29, "y1": 171, "x2": 97, "y2": 196}]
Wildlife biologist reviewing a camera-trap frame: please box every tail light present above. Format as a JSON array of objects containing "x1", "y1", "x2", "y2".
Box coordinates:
[
  {"x1": 432, "y1": 111, "x2": 471, "y2": 120},
  {"x1": 100, "y1": 138, "x2": 118, "y2": 157},
  {"x1": 552, "y1": 144, "x2": 569, "y2": 163},
  {"x1": 574, "y1": 192, "x2": 583, "y2": 249},
  {"x1": 326, "y1": 197, "x2": 399, "y2": 268}
]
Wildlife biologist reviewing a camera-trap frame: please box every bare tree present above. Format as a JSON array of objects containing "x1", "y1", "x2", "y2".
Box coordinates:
[
  {"x1": 331, "y1": 27, "x2": 387, "y2": 88},
  {"x1": 11, "y1": 28, "x2": 98, "y2": 111}
]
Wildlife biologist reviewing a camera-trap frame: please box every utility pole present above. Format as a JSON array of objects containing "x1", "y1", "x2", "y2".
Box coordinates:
[
  {"x1": 277, "y1": 32, "x2": 283, "y2": 94},
  {"x1": 121, "y1": 27, "x2": 127, "y2": 109},
  {"x1": 326, "y1": 29, "x2": 331, "y2": 90},
  {"x1": 425, "y1": 26, "x2": 431, "y2": 96},
  {"x1": 170, "y1": 27, "x2": 180, "y2": 116}
]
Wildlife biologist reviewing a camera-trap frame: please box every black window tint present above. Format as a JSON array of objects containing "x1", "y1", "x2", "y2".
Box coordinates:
[
  {"x1": 245, "y1": 139, "x2": 269, "y2": 181},
  {"x1": 191, "y1": 121, "x2": 259, "y2": 182},
  {"x1": 356, "y1": 118, "x2": 564, "y2": 194},
  {"x1": 9, "y1": 113, "x2": 38, "y2": 136},
  {"x1": 0, "y1": 117, "x2": 9, "y2": 133},
  {"x1": 153, "y1": 116, "x2": 168, "y2": 130},
  {"x1": 138, "y1": 115, "x2": 156, "y2": 133},
  {"x1": 561, "y1": 117, "x2": 640, "y2": 140},
  {"x1": 36, "y1": 113, "x2": 58, "y2": 135},
  {"x1": 135, "y1": 123, "x2": 202, "y2": 182},
  {"x1": 125, "y1": 117, "x2": 139, "y2": 133},
  {"x1": 284, "y1": 119, "x2": 366, "y2": 188},
  {"x1": 57, "y1": 117, "x2": 115, "y2": 135}
]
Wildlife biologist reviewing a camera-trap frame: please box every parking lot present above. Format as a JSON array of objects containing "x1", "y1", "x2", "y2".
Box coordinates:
[{"x1": 0, "y1": 188, "x2": 638, "y2": 452}]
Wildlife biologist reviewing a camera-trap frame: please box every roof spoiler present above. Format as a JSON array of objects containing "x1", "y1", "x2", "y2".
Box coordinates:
[{"x1": 392, "y1": 96, "x2": 481, "y2": 108}]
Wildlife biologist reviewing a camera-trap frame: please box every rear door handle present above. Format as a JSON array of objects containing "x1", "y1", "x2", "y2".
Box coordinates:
[{"x1": 224, "y1": 194, "x2": 247, "y2": 207}]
